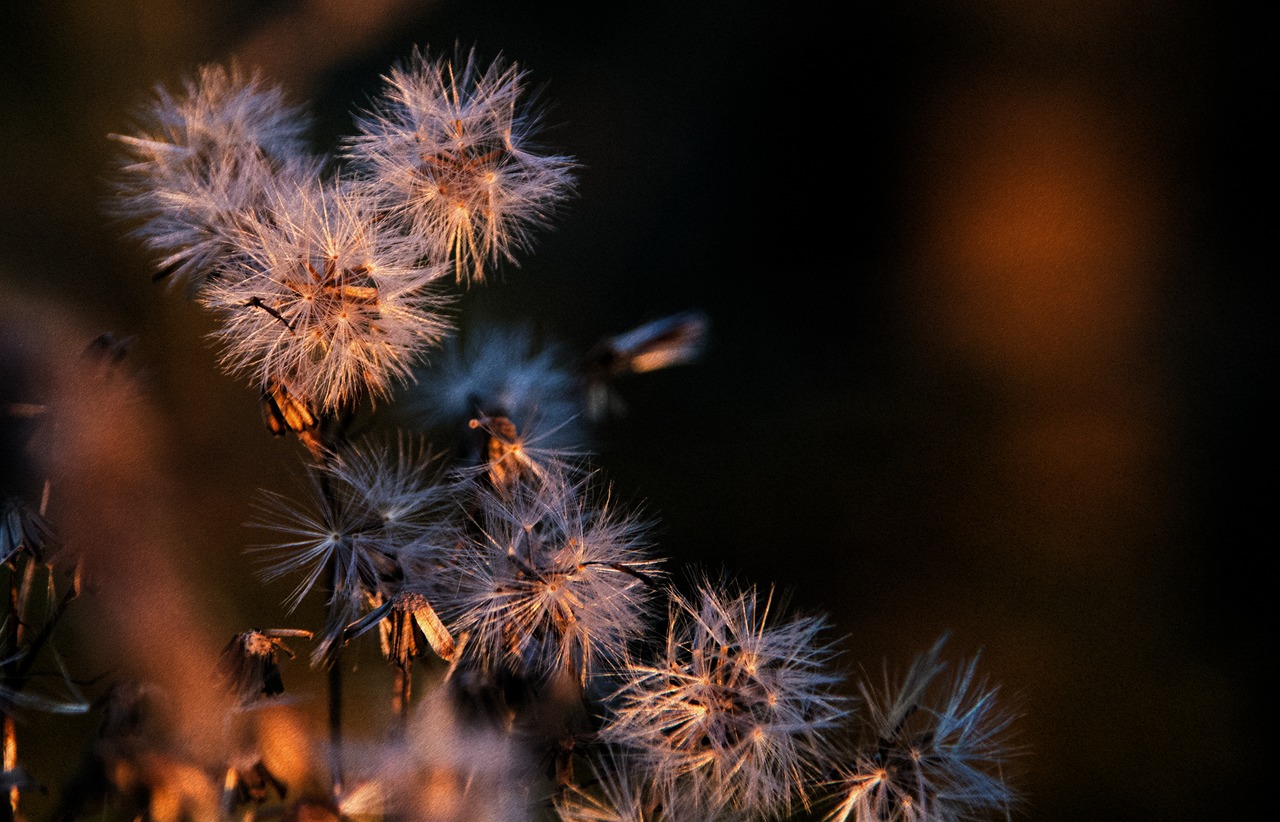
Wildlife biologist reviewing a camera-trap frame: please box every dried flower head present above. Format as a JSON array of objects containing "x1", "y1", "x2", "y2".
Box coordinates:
[
  {"x1": 443, "y1": 472, "x2": 658, "y2": 684},
  {"x1": 201, "y1": 179, "x2": 452, "y2": 412},
  {"x1": 341, "y1": 587, "x2": 457, "y2": 670},
  {"x1": 825, "y1": 636, "x2": 1017, "y2": 822},
  {"x1": 110, "y1": 62, "x2": 319, "y2": 291},
  {"x1": 407, "y1": 322, "x2": 588, "y2": 461},
  {"x1": 219, "y1": 628, "x2": 312, "y2": 702},
  {"x1": 252, "y1": 438, "x2": 453, "y2": 665},
  {"x1": 345, "y1": 47, "x2": 576, "y2": 284},
  {"x1": 602, "y1": 578, "x2": 846, "y2": 820},
  {"x1": 465, "y1": 412, "x2": 587, "y2": 496}
]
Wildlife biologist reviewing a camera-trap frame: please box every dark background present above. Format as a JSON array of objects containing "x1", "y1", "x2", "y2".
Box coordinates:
[{"x1": 1, "y1": 1, "x2": 1266, "y2": 819}]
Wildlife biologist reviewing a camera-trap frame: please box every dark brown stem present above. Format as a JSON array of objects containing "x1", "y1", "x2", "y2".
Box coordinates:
[
  {"x1": 327, "y1": 639, "x2": 343, "y2": 791},
  {"x1": 14, "y1": 584, "x2": 76, "y2": 683},
  {"x1": 317, "y1": 468, "x2": 345, "y2": 794},
  {"x1": 275, "y1": 386, "x2": 352, "y2": 796},
  {"x1": 394, "y1": 660, "x2": 412, "y2": 727},
  {"x1": 288, "y1": 394, "x2": 360, "y2": 794}
]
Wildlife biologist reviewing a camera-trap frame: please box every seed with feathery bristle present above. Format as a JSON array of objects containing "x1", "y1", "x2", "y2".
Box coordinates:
[
  {"x1": 602, "y1": 578, "x2": 846, "y2": 820},
  {"x1": 201, "y1": 179, "x2": 452, "y2": 413},
  {"x1": 344, "y1": 47, "x2": 576, "y2": 285},
  {"x1": 440, "y1": 472, "x2": 658, "y2": 683},
  {"x1": 824, "y1": 635, "x2": 1018, "y2": 822}
]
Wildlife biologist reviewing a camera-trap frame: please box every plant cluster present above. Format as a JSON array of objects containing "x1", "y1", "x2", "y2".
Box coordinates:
[{"x1": 0, "y1": 45, "x2": 1019, "y2": 822}]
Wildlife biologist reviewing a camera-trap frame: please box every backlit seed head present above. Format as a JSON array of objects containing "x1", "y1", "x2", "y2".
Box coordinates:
[
  {"x1": 406, "y1": 321, "x2": 588, "y2": 464},
  {"x1": 441, "y1": 472, "x2": 658, "y2": 684},
  {"x1": 603, "y1": 579, "x2": 846, "y2": 819},
  {"x1": 345, "y1": 47, "x2": 576, "y2": 285},
  {"x1": 202, "y1": 180, "x2": 451, "y2": 413},
  {"x1": 110, "y1": 62, "x2": 319, "y2": 291},
  {"x1": 825, "y1": 636, "x2": 1018, "y2": 822}
]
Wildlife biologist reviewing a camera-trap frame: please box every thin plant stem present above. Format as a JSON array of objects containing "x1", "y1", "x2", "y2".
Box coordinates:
[
  {"x1": 305, "y1": 409, "x2": 356, "y2": 795},
  {"x1": 393, "y1": 659, "x2": 411, "y2": 727},
  {"x1": 327, "y1": 637, "x2": 344, "y2": 792},
  {"x1": 315, "y1": 459, "x2": 345, "y2": 794},
  {"x1": 2, "y1": 564, "x2": 19, "y2": 822}
]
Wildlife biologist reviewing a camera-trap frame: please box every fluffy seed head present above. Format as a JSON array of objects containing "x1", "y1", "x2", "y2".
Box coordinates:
[
  {"x1": 442, "y1": 472, "x2": 658, "y2": 683},
  {"x1": 825, "y1": 636, "x2": 1017, "y2": 822},
  {"x1": 406, "y1": 321, "x2": 588, "y2": 461},
  {"x1": 110, "y1": 62, "x2": 319, "y2": 291},
  {"x1": 252, "y1": 438, "x2": 453, "y2": 665},
  {"x1": 202, "y1": 180, "x2": 451, "y2": 412},
  {"x1": 602, "y1": 579, "x2": 846, "y2": 819},
  {"x1": 345, "y1": 47, "x2": 576, "y2": 284}
]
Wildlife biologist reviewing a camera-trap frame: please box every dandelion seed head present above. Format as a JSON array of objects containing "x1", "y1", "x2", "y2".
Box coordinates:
[
  {"x1": 252, "y1": 484, "x2": 381, "y2": 620},
  {"x1": 602, "y1": 578, "x2": 846, "y2": 820},
  {"x1": 407, "y1": 321, "x2": 587, "y2": 466},
  {"x1": 825, "y1": 636, "x2": 1018, "y2": 822},
  {"x1": 323, "y1": 435, "x2": 454, "y2": 546},
  {"x1": 251, "y1": 439, "x2": 454, "y2": 665},
  {"x1": 129, "y1": 63, "x2": 310, "y2": 161},
  {"x1": 203, "y1": 180, "x2": 451, "y2": 412},
  {"x1": 443, "y1": 474, "x2": 658, "y2": 683},
  {"x1": 345, "y1": 47, "x2": 575, "y2": 285},
  {"x1": 110, "y1": 63, "x2": 318, "y2": 291}
]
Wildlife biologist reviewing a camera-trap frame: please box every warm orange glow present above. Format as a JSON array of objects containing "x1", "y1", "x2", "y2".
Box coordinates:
[
  {"x1": 3, "y1": 714, "x2": 15, "y2": 813},
  {"x1": 899, "y1": 68, "x2": 1173, "y2": 565},
  {"x1": 232, "y1": 0, "x2": 442, "y2": 95},
  {"x1": 912, "y1": 80, "x2": 1161, "y2": 387}
]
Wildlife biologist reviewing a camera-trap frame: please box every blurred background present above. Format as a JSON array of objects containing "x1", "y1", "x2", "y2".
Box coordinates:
[{"x1": 0, "y1": 0, "x2": 1266, "y2": 819}]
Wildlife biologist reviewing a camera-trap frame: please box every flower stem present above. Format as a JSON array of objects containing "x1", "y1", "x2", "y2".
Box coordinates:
[
  {"x1": 317, "y1": 468, "x2": 345, "y2": 794},
  {"x1": 327, "y1": 635, "x2": 344, "y2": 791},
  {"x1": 2, "y1": 564, "x2": 19, "y2": 822},
  {"x1": 297, "y1": 404, "x2": 350, "y2": 796},
  {"x1": 394, "y1": 660, "x2": 412, "y2": 727}
]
